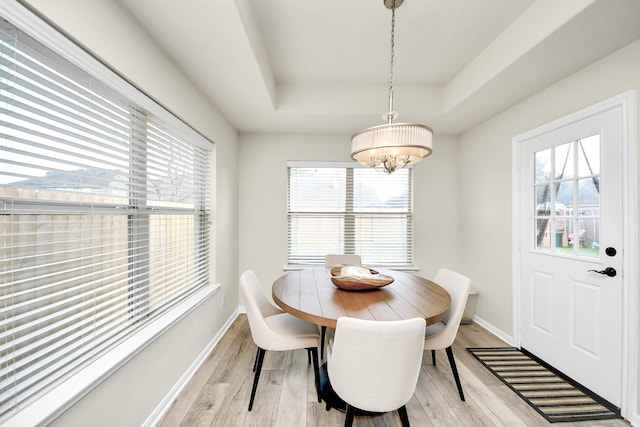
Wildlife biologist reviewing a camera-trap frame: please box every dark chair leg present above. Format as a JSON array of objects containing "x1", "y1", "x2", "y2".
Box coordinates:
[
  {"x1": 445, "y1": 346, "x2": 465, "y2": 401},
  {"x1": 320, "y1": 326, "x2": 327, "y2": 359},
  {"x1": 307, "y1": 347, "x2": 321, "y2": 402},
  {"x1": 249, "y1": 347, "x2": 266, "y2": 411},
  {"x1": 431, "y1": 349, "x2": 436, "y2": 366},
  {"x1": 307, "y1": 348, "x2": 311, "y2": 365},
  {"x1": 398, "y1": 405, "x2": 411, "y2": 427},
  {"x1": 344, "y1": 404, "x2": 355, "y2": 427}
]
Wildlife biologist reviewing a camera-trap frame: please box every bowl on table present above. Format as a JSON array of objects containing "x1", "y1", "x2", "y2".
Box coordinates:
[{"x1": 329, "y1": 265, "x2": 394, "y2": 291}]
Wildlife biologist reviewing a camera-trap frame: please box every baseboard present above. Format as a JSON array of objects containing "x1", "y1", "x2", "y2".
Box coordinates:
[
  {"x1": 630, "y1": 411, "x2": 640, "y2": 426},
  {"x1": 142, "y1": 308, "x2": 241, "y2": 427},
  {"x1": 471, "y1": 314, "x2": 515, "y2": 347}
]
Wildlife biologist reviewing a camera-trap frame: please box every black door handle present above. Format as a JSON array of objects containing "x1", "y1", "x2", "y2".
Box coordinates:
[{"x1": 588, "y1": 267, "x2": 617, "y2": 277}]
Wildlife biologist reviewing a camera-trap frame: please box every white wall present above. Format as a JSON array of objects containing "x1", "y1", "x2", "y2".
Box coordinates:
[
  {"x1": 458, "y1": 39, "x2": 640, "y2": 415},
  {"x1": 413, "y1": 134, "x2": 461, "y2": 277},
  {"x1": 20, "y1": 1, "x2": 240, "y2": 426},
  {"x1": 238, "y1": 133, "x2": 460, "y2": 296},
  {"x1": 458, "y1": 39, "x2": 640, "y2": 335}
]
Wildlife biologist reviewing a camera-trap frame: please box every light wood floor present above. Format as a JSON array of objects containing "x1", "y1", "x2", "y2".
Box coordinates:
[{"x1": 157, "y1": 315, "x2": 630, "y2": 426}]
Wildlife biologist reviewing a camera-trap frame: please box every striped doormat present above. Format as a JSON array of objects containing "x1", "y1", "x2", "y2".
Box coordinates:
[{"x1": 467, "y1": 347, "x2": 620, "y2": 423}]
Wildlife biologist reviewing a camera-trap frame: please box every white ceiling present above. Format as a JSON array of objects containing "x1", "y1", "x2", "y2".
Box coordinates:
[{"x1": 116, "y1": 0, "x2": 640, "y2": 136}]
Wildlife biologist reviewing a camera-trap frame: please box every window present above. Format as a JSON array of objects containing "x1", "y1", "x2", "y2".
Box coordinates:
[
  {"x1": 288, "y1": 162, "x2": 413, "y2": 267},
  {"x1": 534, "y1": 135, "x2": 600, "y2": 257},
  {"x1": 0, "y1": 18, "x2": 211, "y2": 419}
]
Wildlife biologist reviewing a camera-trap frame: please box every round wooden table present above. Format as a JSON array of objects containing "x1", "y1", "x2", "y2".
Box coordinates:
[{"x1": 272, "y1": 267, "x2": 451, "y2": 328}]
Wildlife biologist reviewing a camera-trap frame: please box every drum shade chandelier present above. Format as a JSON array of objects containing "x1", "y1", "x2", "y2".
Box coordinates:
[{"x1": 351, "y1": 0, "x2": 433, "y2": 174}]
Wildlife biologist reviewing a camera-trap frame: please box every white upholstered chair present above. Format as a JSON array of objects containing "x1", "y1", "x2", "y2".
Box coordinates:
[
  {"x1": 327, "y1": 317, "x2": 426, "y2": 427},
  {"x1": 240, "y1": 269, "x2": 321, "y2": 410},
  {"x1": 324, "y1": 254, "x2": 362, "y2": 268},
  {"x1": 424, "y1": 268, "x2": 471, "y2": 401}
]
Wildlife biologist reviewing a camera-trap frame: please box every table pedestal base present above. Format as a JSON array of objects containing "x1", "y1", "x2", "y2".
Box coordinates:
[{"x1": 319, "y1": 363, "x2": 380, "y2": 415}]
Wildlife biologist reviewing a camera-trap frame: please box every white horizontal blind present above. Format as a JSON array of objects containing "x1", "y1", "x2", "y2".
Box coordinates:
[
  {"x1": 0, "y1": 19, "x2": 210, "y2": 418},
  {"x1": 288, "y1": 163, "x2": 413, "y2": 267}
]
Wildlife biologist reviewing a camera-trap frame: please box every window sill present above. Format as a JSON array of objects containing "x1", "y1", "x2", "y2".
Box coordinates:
[{"x1": 2, "y1": 283, "x2": 220, "y2": 427}]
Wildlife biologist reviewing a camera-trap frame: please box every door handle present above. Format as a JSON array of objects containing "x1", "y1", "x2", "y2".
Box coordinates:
[{"x1": 588, "y1": 267, "x2": 617, "y2": 277}]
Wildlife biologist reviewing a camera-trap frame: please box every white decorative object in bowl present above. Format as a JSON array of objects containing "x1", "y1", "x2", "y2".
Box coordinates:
[{"x1": 330, "y1": 265, "x2": 394, "y2": 291}]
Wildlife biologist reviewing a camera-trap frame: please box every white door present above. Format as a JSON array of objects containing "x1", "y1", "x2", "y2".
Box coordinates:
[{"x1": 517, "y1": 104, "x2": 623, "y2": 406}]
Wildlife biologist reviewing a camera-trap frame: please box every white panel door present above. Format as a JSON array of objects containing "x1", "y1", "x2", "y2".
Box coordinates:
[{"x1": 518, "y1": 105, "x2": 623, "y2": 406}]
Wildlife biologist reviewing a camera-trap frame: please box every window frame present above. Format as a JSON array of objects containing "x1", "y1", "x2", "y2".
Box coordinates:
[
  {"x1": 0, "y1": 3, "x2": 218, "y2": 425},
  {"x1": 287, "y1": 161, "x2": 415, "y2": 269}
]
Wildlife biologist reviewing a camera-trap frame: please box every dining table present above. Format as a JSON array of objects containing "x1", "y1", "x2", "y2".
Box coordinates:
[
  {"x1": 271, "y1": 266, "x2": 451, "y2": 412},
  {"x1": 272, "y1": 266, "x2": 451, "y2": 329}
]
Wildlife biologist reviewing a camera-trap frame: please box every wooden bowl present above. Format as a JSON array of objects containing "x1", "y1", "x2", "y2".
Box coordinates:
[{"x1": 330, "y1": 265, "x2": 394, "y2": 291}]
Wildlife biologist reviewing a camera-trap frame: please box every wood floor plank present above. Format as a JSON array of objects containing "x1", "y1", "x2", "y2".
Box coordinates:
[
  {"x1": 275, "y1": 351, "x2": 309, "y2": 426},
  {"x1": 157, "y1": 316, "x2": 249, "y2": 427},
  {"x1": 157, "y1": 316, "x2": 630, "y2": 427},
  {"x1": 455, "y1": 358, "x2": 527, "y2": 426}
]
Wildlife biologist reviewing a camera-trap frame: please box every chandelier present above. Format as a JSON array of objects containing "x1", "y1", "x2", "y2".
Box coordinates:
[{"x1": 351, "y1": 0, "x2": 433, "y2": 174}]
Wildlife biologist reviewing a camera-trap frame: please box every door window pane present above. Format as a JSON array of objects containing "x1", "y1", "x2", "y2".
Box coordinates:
[
  {"x1": 535, "y1": 184, "x2": 551, "y2": 213},
  {"x1": 556, "y1": 181, "x2": 573, "y2": 212},
  {"x1": 578, "y1": 217, "x2": 599, "y2": 258},
  {"x1": 535, "y1": 149, "x2": 551, "y2": 184},
  {"x1": 535, "y1": 217, "x2": 551, "y2": 252},
  {"x1": 578, "y1": 135, "x2": 600, "y2": 177},
  {"x1": 555, "y1": 142, "x2": 574, "y2": 179},
  {"x1": 533, "y1": 137, "x2": 600, "y2": 258}
]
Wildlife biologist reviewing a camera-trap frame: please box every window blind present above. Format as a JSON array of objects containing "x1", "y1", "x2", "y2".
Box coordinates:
[
  {"x1": 0, "y1": 19, "x2": 210, "y2": 418},
  {"x1": 288, "y1": 162, "x2": 413, "y2": 267}
]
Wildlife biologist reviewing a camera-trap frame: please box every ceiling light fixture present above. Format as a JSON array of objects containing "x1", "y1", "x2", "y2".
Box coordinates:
[{"x1": 351, "y1": 0, "x2": 433, "y2": 174}]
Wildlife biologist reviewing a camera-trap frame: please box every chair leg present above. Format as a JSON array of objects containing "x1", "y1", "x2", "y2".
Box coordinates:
[
  {"x1": 445, "y1": 346, "x2": 465, "y2": 401},
  {"x1": 398, "y1": 405, "x2": 411, "y2": 427},
  {"x1": 307, "y1": 348, "x2": 311, "y2": 365},
  {"x1": 344, "y1": 404, "x2": 355, "y2": 427},
  {"x1": 431, "y1": 349, "x2": 436, "y2": 366},
  {"x1": 307, "y1": 346, "x2": 321, "y2": 402},
  {"x1": 249, "y1": 347, "x2": 266, "y2": 411},
  {"x1": 320, "y1": 326, "x2": 327, "y2": 359}
]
